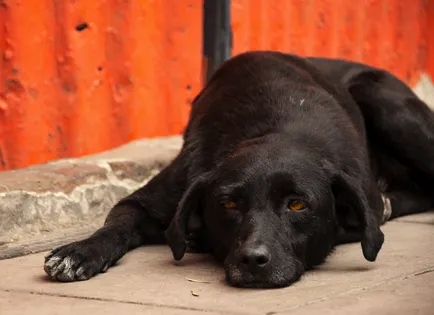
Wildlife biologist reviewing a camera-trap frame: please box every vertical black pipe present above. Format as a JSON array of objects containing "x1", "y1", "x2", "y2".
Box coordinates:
[{"x1": 202, "y1": 0, "x2": 232, "y2": 84}]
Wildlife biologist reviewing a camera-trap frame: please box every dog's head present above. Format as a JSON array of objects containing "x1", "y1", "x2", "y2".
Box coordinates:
[{"x1": 165, "y1": 136, "x2": 384, "y2": 288}]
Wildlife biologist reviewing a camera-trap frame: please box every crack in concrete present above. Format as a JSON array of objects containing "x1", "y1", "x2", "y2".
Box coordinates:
[
  {"x1": 414, "y1": 268, "x2": 434, "y2": 276},
  {"x1": 393, "y1": 220, "x2": 434, "y2": 226},
  {"x1": 0, "y1": 287, "x2": 243, "y2": 315}
]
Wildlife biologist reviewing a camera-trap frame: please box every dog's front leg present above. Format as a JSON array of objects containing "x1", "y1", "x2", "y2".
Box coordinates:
[{"x1": 43, "y1": 154, "x2": 188, "y2": 282}]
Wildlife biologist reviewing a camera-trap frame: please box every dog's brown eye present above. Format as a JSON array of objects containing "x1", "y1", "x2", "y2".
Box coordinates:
[
  {"x1": 222, "y1": 200, "x2": 237, "y2": 209},
  {"x1": 288, "y1": 200, "x2": 306, "y2": 211}
]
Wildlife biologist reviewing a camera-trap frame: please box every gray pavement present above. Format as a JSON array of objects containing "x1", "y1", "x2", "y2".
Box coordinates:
[{"x1": 0, "y1": 212, "x2": 433, "y2": 315}]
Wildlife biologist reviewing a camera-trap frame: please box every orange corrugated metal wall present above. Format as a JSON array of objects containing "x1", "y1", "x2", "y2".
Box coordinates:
[
  {"x1": 232, "y1": 0, "x2": 433, "y2": 85},
  {"x1": 0, "y1": 0, "x2": 203, "y2": 170},
  {"x1": 0, "y1": 0, "x2": 433, "y2": 171}
]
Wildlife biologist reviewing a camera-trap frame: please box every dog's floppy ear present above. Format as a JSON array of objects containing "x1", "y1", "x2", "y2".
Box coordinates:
[
  {"x1": 165, "y1": 173, "x2": 212, "y2": 261},
  {"x1": 325, "y1": 162, "x2": 384, "y2": 262}
]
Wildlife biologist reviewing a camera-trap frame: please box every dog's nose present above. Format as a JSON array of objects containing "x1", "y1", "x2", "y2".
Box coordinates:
[{"x1": 240, "y1": 245, "x2": 271, "y2": 268}]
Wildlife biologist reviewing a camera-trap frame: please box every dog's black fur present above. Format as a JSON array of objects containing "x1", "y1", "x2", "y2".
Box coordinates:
[{"x1": 44, "y1": 51, "x2": 434, "y2": 288}]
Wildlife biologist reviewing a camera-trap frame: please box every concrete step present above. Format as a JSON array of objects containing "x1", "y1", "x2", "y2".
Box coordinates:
[
  {"x1": 0, "y1": 216, "x2": 432, "y2": 314},
  {"x1": 0, "y1": 136, "x2": 182, "y2": 259}
]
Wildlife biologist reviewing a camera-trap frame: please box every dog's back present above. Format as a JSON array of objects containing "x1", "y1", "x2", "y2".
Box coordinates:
[
  {"x1": 307, "y1": 57, "x2": 416, "y2": 96},
  {"x1": 308, "y1": 56, "x2": 434, "y2": 218},
  {"x1": 186, "y1": 52, "x2": 367, "y2": 170}
]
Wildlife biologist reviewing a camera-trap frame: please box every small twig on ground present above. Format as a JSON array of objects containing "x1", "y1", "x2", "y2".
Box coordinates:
[{"x1": 185, "y1": 277, "x2": 211, "y2": 284}]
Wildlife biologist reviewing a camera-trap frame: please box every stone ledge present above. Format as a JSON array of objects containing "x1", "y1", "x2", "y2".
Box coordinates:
[{"x1": 0, "y1": 136, "x2": 183, "y2": 257}]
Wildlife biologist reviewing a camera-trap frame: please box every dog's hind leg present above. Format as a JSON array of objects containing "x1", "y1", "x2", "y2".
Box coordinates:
[
  {"x1": 347, "y1": 70, "x2": 434, "y2": 218},
  {"x1": 44, "y1": 152, "x2": 190, "y2": 282}
]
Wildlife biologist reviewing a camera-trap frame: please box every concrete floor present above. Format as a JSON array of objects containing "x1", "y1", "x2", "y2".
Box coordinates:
[{"x1": 0, "y1": 212, "x2": 433, "y2": 315}]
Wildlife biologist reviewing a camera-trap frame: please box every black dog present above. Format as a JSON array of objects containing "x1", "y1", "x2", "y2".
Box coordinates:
[{"x1": 44, "y1": 51, "x2": 434, "y2": 288}]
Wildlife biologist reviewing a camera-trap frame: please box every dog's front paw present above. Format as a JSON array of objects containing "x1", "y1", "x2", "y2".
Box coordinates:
[{"x1": 44, "y1": 240, "x2": 109, "y2": 282}]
